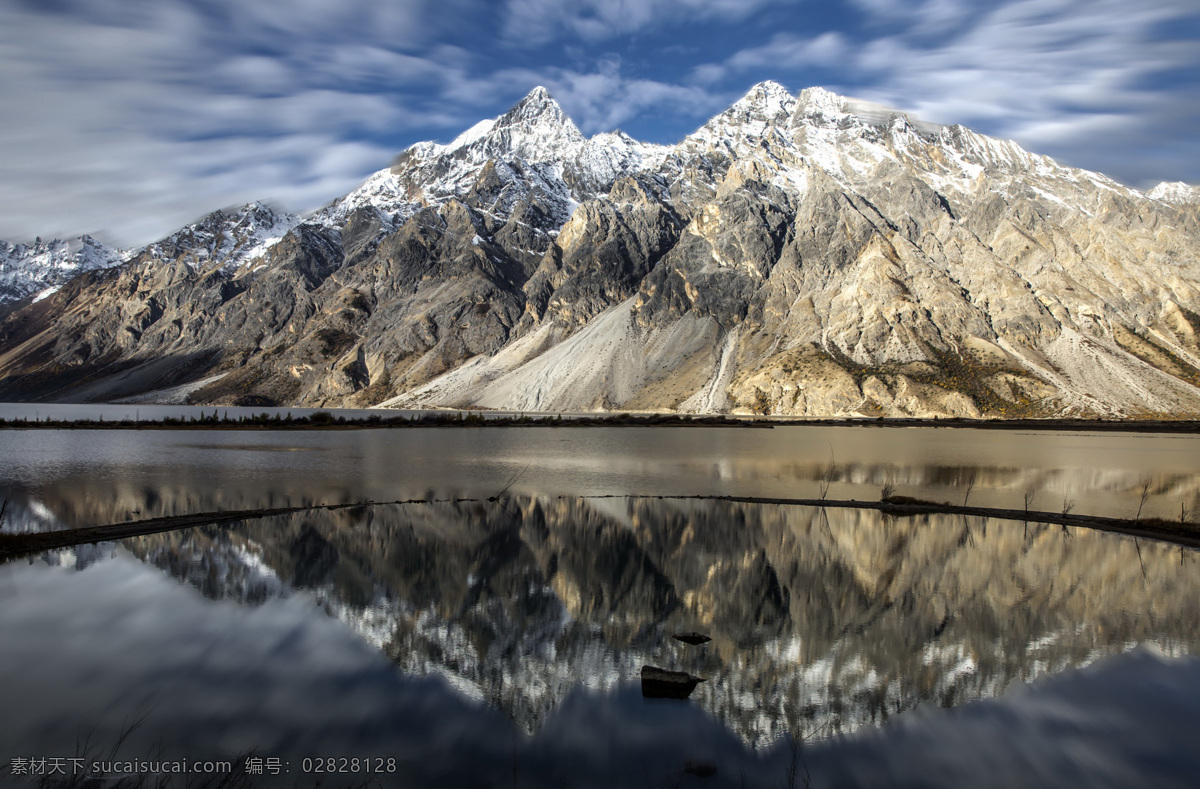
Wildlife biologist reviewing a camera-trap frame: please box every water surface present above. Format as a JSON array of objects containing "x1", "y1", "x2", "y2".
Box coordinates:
[
  {"x1": 2, "y1": 424, "x2": 1197, "y2": 523},
  {"x1": 1, "y1": 426, "x2": 1199, "y2": 787}
]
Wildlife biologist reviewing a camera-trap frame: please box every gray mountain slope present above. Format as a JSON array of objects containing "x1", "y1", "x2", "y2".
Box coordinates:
[{"x1": 2, "y1": 82, "x2": 1199, "y2": 417}]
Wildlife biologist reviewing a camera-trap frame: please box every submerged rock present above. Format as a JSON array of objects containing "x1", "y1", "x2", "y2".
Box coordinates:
[
  {"x1": 673, "y1": 632, "x2": 713, "y2": 646},
  {"x1": 683, "y1": 760, "x2": 718, "y2": 778},
  {"x1": 641, "y1": 665, "x2": 707, "y2": 699}
]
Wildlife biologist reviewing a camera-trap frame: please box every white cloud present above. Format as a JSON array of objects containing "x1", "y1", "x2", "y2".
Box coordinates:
[
  {"x1": 725, "y1": 32, "x2": 848, "y2": 72},
  {"x1": 0, "y1": 0, "x2": 467, "y2": 245},
  {"x1": 0, "y1": 0, "x2": 1196, "y2": 247},
  {"x1": 215, "y1": 56, "x2": 296, "y2": 95},
  {"x1": 502, "y1": 0, "x2": 797, "y2": 44},
  {"x1": 551, "y1": 71, "x2": 724, "y2": 134}
]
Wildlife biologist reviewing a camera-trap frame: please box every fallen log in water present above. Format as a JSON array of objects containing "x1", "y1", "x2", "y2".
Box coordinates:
[
  {"x1": 2, "y1": 492, "x2": 1198, "y2": 562},
  {"x1": 0, "y1": 497, "x2": 474, "y2": 560}
]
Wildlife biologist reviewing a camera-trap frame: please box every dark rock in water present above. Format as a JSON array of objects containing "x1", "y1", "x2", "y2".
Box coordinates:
[
  {"x1": 673, "y1": 631, "x2": 712, "y2": 646},
  {"x1": 641, "y1": 665, "x2": 706, "y2": 699}
]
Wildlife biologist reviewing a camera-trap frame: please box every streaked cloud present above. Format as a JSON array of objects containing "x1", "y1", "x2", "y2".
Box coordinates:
[
  {"x1": 550, "y1": 70, "x2": 727, "y2": 133},
  {"x1": 501, "y1": 0, "x2": 796, "y2": 44},
  {"x1": 715, "y1": 0, "x2": 1200, "y2": 187},
  {"x1": 0, "y1": 0, "x2": 1196, "y2": 246}
]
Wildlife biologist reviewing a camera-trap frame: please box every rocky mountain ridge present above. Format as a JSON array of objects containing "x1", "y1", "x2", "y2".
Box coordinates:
[{"x1": 2, "y1": 82, "x2": 1199, "y2": 417}]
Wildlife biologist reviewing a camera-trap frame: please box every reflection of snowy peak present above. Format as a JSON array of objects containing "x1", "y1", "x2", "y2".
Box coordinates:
[{"x1": 113, "y1": 497, "x2": 1200, "y2": 746}]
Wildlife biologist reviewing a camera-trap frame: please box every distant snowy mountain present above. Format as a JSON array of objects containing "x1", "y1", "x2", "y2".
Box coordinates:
[
  {"x1": 1, "y1": 82, "x2": 1199, "y2": 418},
  {"x1": 0, "y1": 234, "x2": 124, "y2": 305},
  {"x1": 1149, "y1": 181, "x2": 1200, "y2": 205},
  {"x1": 131, "y1": 201, "x2": 301, "y2": 272},
  {"x1": 0, "y1": 202, "x2": 300, "y2": 306}
]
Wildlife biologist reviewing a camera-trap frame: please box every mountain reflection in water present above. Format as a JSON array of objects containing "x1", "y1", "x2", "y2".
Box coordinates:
[
  {"x1": 131, "y1": 497, "x2": 1200, "y2": 741},
  {"x1": 2, "y1": 494, "x2": 1198, "y2": 787}
]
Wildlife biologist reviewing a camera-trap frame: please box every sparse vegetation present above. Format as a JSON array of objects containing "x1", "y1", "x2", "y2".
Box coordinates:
[
  {"x1": 4, "y1": 413, "x2": 1200, "y2": 437},
  {"x1": 818, "y1": 446, "x2": 836, "y2": 501},
  {"x1": 1136, "y1": 481, "x2": 1152, "y2": 522},
  {"x1": 753, "y1": 386, "x2": 771, "y2": 415},
  {"x1": 0, "y1": 411, "x2": 774, "y2": 431},
  {"x1": 817, "y1": 342, "x2": 1049, "y2": 418},
  {"x1": 310, "y1": 328, "x2": 356, "y2": 356},
  {"x1": 1114, "y1": 324, "x2": 1200, "y2": 390}
]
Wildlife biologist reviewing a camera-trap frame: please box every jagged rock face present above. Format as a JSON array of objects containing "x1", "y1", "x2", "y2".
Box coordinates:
[{"x1": 2, "y1": 83, "x2": 1200, "y2": 416}]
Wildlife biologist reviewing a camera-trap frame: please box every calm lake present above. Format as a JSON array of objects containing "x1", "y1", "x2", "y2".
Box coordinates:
[{"x1": 1, "y1": 423, "x2": 1199, "y2": 787}]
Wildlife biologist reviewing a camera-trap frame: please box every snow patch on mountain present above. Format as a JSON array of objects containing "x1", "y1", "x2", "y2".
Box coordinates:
[
  {"x1": 445, "y1": 118, "x2": 497, "y2": 152},
  {"x1": 313, "y1": 169, "x2": 419, "y2": 229}
]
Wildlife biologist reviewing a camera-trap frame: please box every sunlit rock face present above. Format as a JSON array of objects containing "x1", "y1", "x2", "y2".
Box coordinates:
[
  {"x1": 63, "y1": 497, "x2": 1196, "y2": 745},
  {"x1": 2, "y1": 83, "x2": 1200, "y2": 416}
]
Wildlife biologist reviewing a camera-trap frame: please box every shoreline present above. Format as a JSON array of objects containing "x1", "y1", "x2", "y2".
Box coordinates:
[
  {"x1": 3, "y1": 493, "x2": 1198, "y2": 562},
  {"x1": 1, "y1": 411, "x2": 1200, "y2": 433}
]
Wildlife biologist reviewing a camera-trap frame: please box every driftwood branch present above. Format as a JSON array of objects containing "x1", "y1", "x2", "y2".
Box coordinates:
[{"x1": 3, "y1": 491, "x2": 1199, "y2": 562}]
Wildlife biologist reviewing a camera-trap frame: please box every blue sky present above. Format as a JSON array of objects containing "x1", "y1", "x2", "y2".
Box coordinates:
[{"x1": 2, "y1": 0, "x2": 1198, "y2": 246}]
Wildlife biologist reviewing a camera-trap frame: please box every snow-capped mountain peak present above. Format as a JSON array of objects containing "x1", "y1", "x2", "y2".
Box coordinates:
[
  {"x1": 479, "y1": 86, "x2": 586, "y2": 162},
  {"x1": 499, "y1": 85, "x2": 572, "y2": 126},
  {"x1": 1148, "y1": 181, "x2": 1199, "y2": 204},
  {"x1": 740, "y1": 80, "x2": 795, "y2": 111},
  {"x1": 794, "y1": 85, "x2": 846, "y2": 118},
  {"x1": 321, "y1": 86, "x2": 657, "y2": 230},
  {"x1": 134, "y1": 201, "x2": 300, "y2": 272},
  {"x1": 791, "y1": 87, "x2": 943, "y2": 137},
  {"x1": 688, "y1": 81, "x2": 798, "y2": 150},
  {"x1": 0, "y1": 233, "x2": 124, "y2": 304}
]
